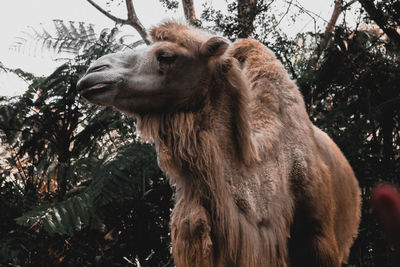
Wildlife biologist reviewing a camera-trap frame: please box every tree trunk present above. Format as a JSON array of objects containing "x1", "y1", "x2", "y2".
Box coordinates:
[
  {"x1": 325, "y1": 0, "x2": 343, "y2": 33},
  {"x1": 237, "y1": 0, "x2": 258, "y2": 38},
  {"x1": 304, "y1": 0, "x2": 355, "y2": 114},
  {"x1": 182, "y1": 0, "x2": 199, "y2": 26}
]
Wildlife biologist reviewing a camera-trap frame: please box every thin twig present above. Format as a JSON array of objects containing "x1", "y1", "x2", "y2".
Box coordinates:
[
  {"x1": 286, "y1": 0, "x2": 329, "y2": 24},
  {"x1": 87, "y1": 0, "x2": 128, "y2": 24},
  {"x1": 85, "y1": 0, "x2": 151, "y2": 45},
  {"x1": 86, "y1": 0, "x2": 128, "y2": 24},
  {"x1": 275, "y1": 0, "x2": 293, "y2": 28}
]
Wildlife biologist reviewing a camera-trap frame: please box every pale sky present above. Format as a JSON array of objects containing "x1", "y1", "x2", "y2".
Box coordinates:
[
  {"x1": 0, "y1": 0, "x2": 185, "y2": 96},
  {"x1": 0, "y1": 0, "x2": 359, "y2": 97}
]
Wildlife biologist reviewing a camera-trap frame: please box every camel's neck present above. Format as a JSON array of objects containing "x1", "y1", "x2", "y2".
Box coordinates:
[
  {"x1": 136, "y1": 101, "x2": 241, "y2": 258},
  {"x1": 136, "y1": 69, "x2": 260, "y2": 262},
  {"x1": 136, "y1": 73, "x2": 251, "y2": 181},
  {"x1": 137, "y1": 109, "x2": 229, "y2": 190}
]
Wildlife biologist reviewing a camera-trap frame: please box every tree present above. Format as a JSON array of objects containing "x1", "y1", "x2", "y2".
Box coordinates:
[
  {"x1": 1, "y1": 1, "x2": 399, "y2": 266},
  {"x1": 86, "y1": 0, "x2": 200, "y2": 42},
  {"x1": 182, "y1": 0, "x2": 199, "y2": 25},
  {"x1": 359, "y1": 0, "x2": 400, "y2": 47},
  {"x1": 86, "y1": 0, "x2": 151, "y2": 44},
  {"x1": 200, "y1": 0, "x2": 400, "y2": 265},
  {"x1": 1, "y1": 26, "x2": 172, "y2": 266}
]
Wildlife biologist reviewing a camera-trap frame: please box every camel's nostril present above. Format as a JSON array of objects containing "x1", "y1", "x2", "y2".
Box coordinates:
[{"x1": 88, "y1": 64, "x2": 109, "y2": 73}]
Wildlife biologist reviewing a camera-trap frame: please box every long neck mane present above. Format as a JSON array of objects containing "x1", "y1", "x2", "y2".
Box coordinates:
[
  {"x1": 138, "y1": 107, "x2": 240, "y2": 258},
  {"x1": 136, "y1": 61, "x2": 257, "y2": 261}
]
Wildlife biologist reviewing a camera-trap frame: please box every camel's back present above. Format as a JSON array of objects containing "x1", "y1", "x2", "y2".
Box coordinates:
[
  {"x1": 231, "y1": 39, "x2": 361, "y2": 264},
  {"x1": 313, "y1": 126, "x2": 361, "y2": 262}
]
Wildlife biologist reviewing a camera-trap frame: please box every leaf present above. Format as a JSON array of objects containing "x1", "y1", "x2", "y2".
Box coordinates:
[{"x1": 11, "y1": 20, "x2": 134, "y2": 57}]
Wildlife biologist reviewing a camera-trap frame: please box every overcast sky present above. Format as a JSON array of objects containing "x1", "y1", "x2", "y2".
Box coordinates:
[
  {"x1": 0, "y1": 0, "x2": 185, "y2": 96},
  {"x1": 0, "y1": 0, "x2": 357, "y2": 97}
]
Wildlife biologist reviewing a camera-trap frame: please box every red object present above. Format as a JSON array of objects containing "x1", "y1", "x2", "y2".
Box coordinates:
[{"x1": 371, "y1": 183, "x2": 400, "y2": 245}]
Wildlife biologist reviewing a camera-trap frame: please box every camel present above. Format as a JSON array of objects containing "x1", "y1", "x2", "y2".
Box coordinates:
[{"x1": 76, "y1": 21, "x2": 361, "y2": 267}]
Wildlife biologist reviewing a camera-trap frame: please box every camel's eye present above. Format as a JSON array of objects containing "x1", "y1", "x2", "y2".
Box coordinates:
[{"x1": 157, "y1": 52, "x2": 177, "y2": 66}]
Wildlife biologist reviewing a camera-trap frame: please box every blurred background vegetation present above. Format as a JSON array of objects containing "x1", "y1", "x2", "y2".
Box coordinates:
[{"x1": 0, "y1": 0, "x2": 399, "y2": 266}]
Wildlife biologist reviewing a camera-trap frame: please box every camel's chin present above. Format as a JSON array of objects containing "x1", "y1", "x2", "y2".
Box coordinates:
[{"x1": 79, "y1": 83, "x2": 116, "y2": 106}]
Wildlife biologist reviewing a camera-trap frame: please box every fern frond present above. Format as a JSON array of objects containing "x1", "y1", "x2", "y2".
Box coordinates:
[
  {"x1": 15, "y1": 142, "x2": 161, "y2": 236},
  {"x1": 10, "y1": 20, "x2": 143, "y2": 57},
  {"x1": 15, "y1": 192, "x2": 99, "y2": 236}
]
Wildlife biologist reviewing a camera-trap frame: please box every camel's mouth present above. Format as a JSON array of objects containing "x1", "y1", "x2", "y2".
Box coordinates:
[{"x1": 78, "y1": 83, "x2": 113, "y2": 100}]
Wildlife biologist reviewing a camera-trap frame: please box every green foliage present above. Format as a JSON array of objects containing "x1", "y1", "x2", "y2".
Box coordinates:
[
  {"x1": 201, "y1": 1, "x2": 400, "y2": 266},
  {"x1": 15, "y1": 193, "x2": 95, "y2": 236},
  {"x1": 14, "y1": 143, "x2": 163, "y2": 235},
  {"x1": 11, "y1": 20, "x2": 97, "y2": 55},
  {"x1": 159, "y1": 0, "x2": 179, "y2": 10},
  {"x1": 1, "y1": 23, "x2": 172, "y2": 266},
  {"x1": 1, "y1": 1, "x2": 400, "y2": 266}
]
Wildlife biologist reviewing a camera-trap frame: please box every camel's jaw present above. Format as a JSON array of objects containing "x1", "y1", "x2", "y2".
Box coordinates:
[
  {"x1": 76, "y1": 76, "x2": 119, "y2": 106},
  {"x1": 78, "y1": 82, "x2": 113, "y2": 100}
]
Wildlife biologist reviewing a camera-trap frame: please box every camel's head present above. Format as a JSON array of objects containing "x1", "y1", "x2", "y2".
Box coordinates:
[{"x1": 77, "y1": 22, "x2": 230, "y2": 115}]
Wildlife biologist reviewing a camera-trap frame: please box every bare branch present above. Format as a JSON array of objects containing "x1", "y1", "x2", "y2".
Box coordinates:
[
  {"x1": 182, "y1": 0, "x2": 199, "y2": 26},
  {"x1": 0, "y1": 61, "x2": 7, "y2": 72},
  {"x1": 326, "y1": 0, "x2": 359, "y2": 33},
  {"x1": 125, "y1": 0, "x2": 151, "y2": 45},
  {"x1": 325, "y1": 0, "x2": 343, "y2": 33},
  {"x1": 284, "y1": 0, "x2": 329, "y2": 27},
  {"x1": 309, "y1": 0, "x2": 357, "y2": 67},
  {"x1": 275, "y1": 0, "x2": 293, "y2": 28},
  {"x1": 86, "y1": 0, "x2": 127, "y2": 24},
  {"x1": 343, "y1": 0, "x2": 358, "y2": 9},
  {"x1": 86, "y1": 0, "x2": 151, "y2": 45}
]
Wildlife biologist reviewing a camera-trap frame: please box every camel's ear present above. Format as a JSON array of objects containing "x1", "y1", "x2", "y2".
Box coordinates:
[{"x1": 200, "y1": 36, "x2": 229, "y2": 58}]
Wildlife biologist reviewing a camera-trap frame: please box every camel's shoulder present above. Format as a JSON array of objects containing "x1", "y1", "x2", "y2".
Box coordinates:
[{"x1": 230, "y1": 39, "x2": 307, "y2": 132}]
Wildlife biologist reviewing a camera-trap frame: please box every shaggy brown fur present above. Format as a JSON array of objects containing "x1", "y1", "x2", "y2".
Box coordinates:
[{"x1": 77, "y1": 21, "x2": 361, "y2": 267}]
